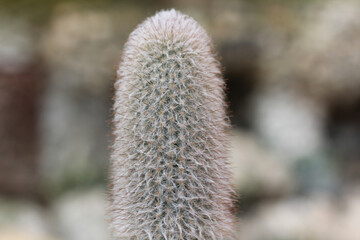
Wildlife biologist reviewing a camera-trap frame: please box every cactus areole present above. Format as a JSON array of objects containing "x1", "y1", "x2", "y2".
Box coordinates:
[{"x1": 109, "y1": 9, "x2": 235, "y2": 240}]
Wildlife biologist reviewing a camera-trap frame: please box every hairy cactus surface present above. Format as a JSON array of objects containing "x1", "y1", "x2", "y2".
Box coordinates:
[{"x1": 109, "y1": 9, "x2": 235, "y2": 240}]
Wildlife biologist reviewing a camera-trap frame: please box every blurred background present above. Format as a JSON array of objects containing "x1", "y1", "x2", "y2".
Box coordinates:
[{"x1": 0, "y1": 0, "x2": 360, "y2": 239}]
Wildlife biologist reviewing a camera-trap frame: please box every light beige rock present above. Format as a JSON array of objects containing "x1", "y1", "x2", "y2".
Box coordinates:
[
  {"x1": 237, "y1": 190, "x2": 360, "y2": 240},
  {"x1": 293, "y1": 0, "x2": 360, "y2": 103},
  {"x1": 229, "y1": 129, "x2": 294, "y2": 194},
  {"x1": 0, "y1": 229, "x2": 57, "y2": 240},
  {"x1": 0, "y1": 198, "x2": 53, "y2": 240},
  {"x1": 51, "y1": 188, "x2": 110, "y2": 240}
]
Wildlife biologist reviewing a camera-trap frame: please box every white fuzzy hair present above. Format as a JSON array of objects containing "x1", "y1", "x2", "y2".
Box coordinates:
[{"x1": 109, "y1": 9, "x2": 235, "y2": 240}]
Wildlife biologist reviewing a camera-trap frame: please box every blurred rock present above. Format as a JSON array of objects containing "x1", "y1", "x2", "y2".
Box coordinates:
[
  {"x1": 0, "y1": 16, "x2": 44, "y2": 197},
  {"x1": 237, "y1": 195, "x2": 337, "y2": 240},
  {"x1": 0, "y1": 231, "x2": 56, "y2": 240},
  {"x1": 252, "y1": 87, "x2": 325, "y2": 161},
  {"x1": 39, "y1": 6, "x2": 120, "y2": 196},
  {"x1": 293, "y1": 0, "x2": 360, "y2": 104},
  {"x1": 294, "y1": 152, "x2": 340, "y2": 194},
  {"x1": 51, "y1": 188, "x2": 110, "y2": 240},
  {"x1": 41, "y1": 5, "x2": 119, "y2": 92},
  {"x1": 0, "y1": 15, "x2": 37, "y2": 73},
  {"x1": 39, "y1": 75, "x2": 110, "y2": 196},
  {"x1": 237, "y1": 189, "x2": 360, "y2": 240},
  {"x1": 337, "y1": 188, "x2": 360, "y2": 240},
  {"x1": 209, "y1": 0, "x2": 245, "y2": 42},
  {"x1": 252, "y1": 3, "x2": 303, "y2": 88},
  {"x1": 229, "y1": 129, "x2": 293, "y2": 196},
  {"x1": 0, "y1": 197, "x2": 53, "y2": 240}
]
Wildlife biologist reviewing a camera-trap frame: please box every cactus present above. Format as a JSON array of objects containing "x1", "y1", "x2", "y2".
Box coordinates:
[{"x1": 109, "y1": 9, "x2": 235, "y2": 240}]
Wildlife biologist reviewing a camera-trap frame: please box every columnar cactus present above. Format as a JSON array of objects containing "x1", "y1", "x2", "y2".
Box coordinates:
[{"x1": 109, "y1": 9, "x2": 235, "y2": 240}]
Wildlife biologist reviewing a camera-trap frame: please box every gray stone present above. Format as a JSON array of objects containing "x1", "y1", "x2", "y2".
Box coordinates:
[
  {"x1": 229, "y1": 129, "x2": 294, "y2": 195},
  {"x1": 39, "y1": 7, "x2": 120, "y2": 196},
  {"x1": 51, "y1": 188, "x2": 110, "y2": 240}
]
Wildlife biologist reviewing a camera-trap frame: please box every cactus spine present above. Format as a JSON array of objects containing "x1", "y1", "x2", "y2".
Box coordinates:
[{"x1": 109, "y1": 9, "x2": 235, "y2": 240}]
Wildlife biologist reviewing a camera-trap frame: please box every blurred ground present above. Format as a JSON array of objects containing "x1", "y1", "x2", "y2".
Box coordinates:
[{"x1": 0, "y1": 0, "x2": 360, "y2": 239}]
